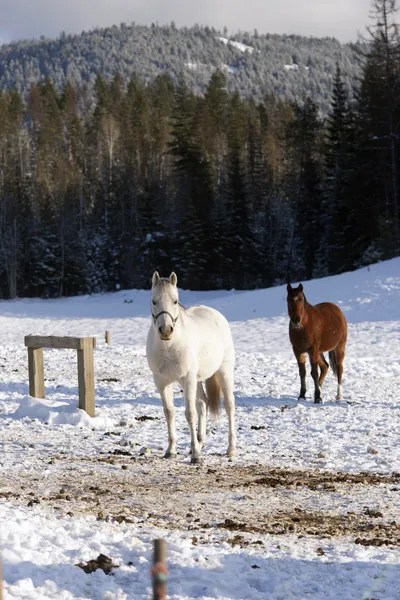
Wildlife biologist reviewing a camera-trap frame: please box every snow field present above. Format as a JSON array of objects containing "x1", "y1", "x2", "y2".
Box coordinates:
[{"x1": 0, "y1": 258, "x2": 399, "y2": 599}]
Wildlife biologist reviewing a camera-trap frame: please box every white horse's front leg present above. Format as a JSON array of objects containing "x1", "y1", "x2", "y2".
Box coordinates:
[
  {"x1": 184, "y1": 375, "x2": 203, "y2": 464},
  {"x1": 196, "y1": 383, "x2": 207, "y2": 449},
  {"x1": 154, "y1": 377, "x2": 176, "y2": 458}
]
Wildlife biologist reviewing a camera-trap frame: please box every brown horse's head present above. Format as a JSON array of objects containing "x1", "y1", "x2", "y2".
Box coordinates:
[{"x1": 287, "y1": 283, "x2": 306, "y2": 328}]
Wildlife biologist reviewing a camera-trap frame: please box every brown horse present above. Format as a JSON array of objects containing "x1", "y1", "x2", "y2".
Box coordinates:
[{"x1": 287, "y1": 283, "x2": 347, "y2": 403}]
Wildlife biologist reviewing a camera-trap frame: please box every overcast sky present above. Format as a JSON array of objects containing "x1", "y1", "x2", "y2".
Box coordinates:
[{"x1": 0, "y1": 0, "x2": 372, "y2": 44}]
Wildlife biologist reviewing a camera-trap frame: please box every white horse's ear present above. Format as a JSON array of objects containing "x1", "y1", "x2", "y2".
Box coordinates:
[
  {"x1": 152, "y1": 271, "x2": 160, "y2": 286},
  {"x1": 169, "y1": 272, "x2": 178, "y2": 287}
]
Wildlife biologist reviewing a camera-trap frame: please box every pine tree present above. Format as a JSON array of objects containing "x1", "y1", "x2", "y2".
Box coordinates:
[
  {"x1": 0, "y1": 88, "x2": 25, "y2": 297},
  {"x1": 223, "y1": 92, "x2": 262, "y2": 289},
  {"x1": 246, "y1": 101, "x2": 271, "y2": 285},
  {"x1": 323, "y1": 64, "x2": 353, "y2": 274},
  {"x1": 168, "y1": 78, "x2": 214, "y2": 288},
  {"x1": 201, "y1": 69, "x2": 229, "y2": 185},
  {"x1": 286, "y1": 98, "x2": 324, "y2": 281},
  {"x1": 133, "y1": 181, "x2": 170, "y2": 288},
  {"x1": 351, "y1": 0, "x2": 400, "y2": 261}
]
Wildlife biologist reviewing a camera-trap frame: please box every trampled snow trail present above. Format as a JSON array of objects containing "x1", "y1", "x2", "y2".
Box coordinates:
[{"x1": 0, "y1": 259, "x2": 399, "y2": 599}]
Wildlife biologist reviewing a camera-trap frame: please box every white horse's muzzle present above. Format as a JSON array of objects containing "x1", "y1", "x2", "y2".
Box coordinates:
[{"x1": 158, "y1": 325, "x2": 174, "y2": 340}]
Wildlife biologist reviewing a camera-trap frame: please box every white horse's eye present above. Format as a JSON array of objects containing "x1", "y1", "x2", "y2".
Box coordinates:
[
  {"x1": 152, "y1": 300, "x2": 156, "y2": 305},
  {"x1": 174, "y1": 300, "x2": 178, "y2": 305}
]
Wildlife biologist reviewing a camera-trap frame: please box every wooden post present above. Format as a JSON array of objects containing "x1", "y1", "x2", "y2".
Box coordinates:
[
  {"x1": 25, "y1": 335, "x2": 96, "y2": 417},
  {"x1": 27, "y1": 347, "x2": 45, "y2": 398},
  {"x1": 152, "y1": 539, "x2": 167, "y2": 600},
  {"x1": 105, "y1": 330, "x2": 111, "y2": 346},
  {"x1": 77, "y1": 338, "x2": 95, "y2": 417},
  {"x1": 25, "y1": 335, "x2": 93, "y2": 349}
]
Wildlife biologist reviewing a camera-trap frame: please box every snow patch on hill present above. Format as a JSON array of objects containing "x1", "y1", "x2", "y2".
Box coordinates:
[{"x1": 217, "y1": 36, "x2": 255, "y2": 53}]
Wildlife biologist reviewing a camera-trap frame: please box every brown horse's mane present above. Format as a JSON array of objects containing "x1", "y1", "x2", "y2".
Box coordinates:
[{"x1": 301, "y1": 293, "x2": 311, "y2": 309}]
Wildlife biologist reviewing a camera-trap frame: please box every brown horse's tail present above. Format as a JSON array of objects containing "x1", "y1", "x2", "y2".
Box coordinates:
[
  {"x1": 205, "y1": 374, "x2": 221, "y2": 417},
  {"x1": 329, "y1": 350, "x2": 338, "y2": 377}
]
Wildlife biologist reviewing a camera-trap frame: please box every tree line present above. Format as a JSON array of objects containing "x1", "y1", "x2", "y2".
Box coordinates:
[{"x1": 0, "y1": 0, "x2": 399, "y2": 298}]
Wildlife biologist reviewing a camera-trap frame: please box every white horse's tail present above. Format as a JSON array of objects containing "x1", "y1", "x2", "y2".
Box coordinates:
[{"x1": 205, "y1": 374, "x2": 221, "y2": 417}]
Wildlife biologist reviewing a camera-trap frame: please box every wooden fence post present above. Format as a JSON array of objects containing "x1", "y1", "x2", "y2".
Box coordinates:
[
  {"x1": 27, "y1": 347, "x2": 45, "y2": 398},
  {"x1": 25, "y1": 335, "x2": 96, "y2": 417},
  {"x1": 105, "y1": 330, "x2": 111, "y2": 346},
  {"x1": 77, "y1": 338, "x2": 95, "y2": 418},
  {"x1": 152, "y1": 539, "x2": 167, "y2": 600}
]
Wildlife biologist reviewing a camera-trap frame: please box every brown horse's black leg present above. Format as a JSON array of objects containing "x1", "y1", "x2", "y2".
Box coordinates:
[
  {"x1": 310, "y1": 350, "x2": 322, "y2": 403},
  {"x1": 294, "y1": 350, "x2": 307, "y2": 399},
  {"x1": 318, "y1": 353, "x2": 329, "y2": 387}
]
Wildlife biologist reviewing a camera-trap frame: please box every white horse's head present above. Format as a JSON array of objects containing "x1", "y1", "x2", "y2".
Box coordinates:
[{"x1": 151, "y1": 271, "x2": 180, "y2": 341}]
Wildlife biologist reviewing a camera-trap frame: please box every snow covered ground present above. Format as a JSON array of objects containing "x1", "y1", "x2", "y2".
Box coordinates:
[{"x1": 0, "y1": 259, "x2": 400, "y2": 599}]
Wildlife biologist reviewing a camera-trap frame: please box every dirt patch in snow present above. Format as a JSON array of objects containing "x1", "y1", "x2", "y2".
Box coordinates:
[{"x1": 1, "y1": 455, "x2": 399, "y2": 547}]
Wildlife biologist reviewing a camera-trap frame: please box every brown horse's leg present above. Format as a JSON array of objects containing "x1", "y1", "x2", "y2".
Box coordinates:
[
  {"x1": 335, "y1": 341, "x2": 346, "y2": 400},
  {"x1": 318, "y1": 353, "x2": 329, "y2": 387},
  {"x1": 309, "y1": 349, "x2": 322, "y2": 403},
  {"x1": 294, "y1": 349, "x2": 307, "y2": 399}
]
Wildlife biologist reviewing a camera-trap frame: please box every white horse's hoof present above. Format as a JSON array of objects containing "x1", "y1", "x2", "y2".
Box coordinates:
[
  {"x1": 164, "y1": 451, "x2": 176, "y2": 459},
  {"x1": 191, "y1": 456, "x2": 203, "y2": 465},
  {"x1": 336, "y1": 395, "x2": 343, "y2": 401},
  {"x1": 227, "y1": 448, "x2": 236, "y2": 458}
]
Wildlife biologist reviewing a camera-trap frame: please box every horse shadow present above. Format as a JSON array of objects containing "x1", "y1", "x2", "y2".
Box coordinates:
[
  {"x1": 93, "y1": 385, "x2": 186, "y2": 409},
  {"x1": 234, "y1": 393, "x2": 348, "y2": 409},
  {"x1": 0, "y1": 379, "x2": 362, "y2": 426},
  {"x1": 0, "y1": 366, "x2": 357, "y2": 414}
]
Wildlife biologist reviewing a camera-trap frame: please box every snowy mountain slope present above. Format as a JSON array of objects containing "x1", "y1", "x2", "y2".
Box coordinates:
[{"x1": 0, "y1": 24, "x2": 359, "y2": 114}]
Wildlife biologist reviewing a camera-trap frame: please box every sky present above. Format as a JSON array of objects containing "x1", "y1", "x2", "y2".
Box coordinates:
[{"x1": 0, "y1": 0, "x2": 372, "y2": 44}]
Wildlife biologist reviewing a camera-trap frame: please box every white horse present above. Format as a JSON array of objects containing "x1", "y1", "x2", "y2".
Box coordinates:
[{"x1": 146, "y1": 271, "x2": 236, "y2": 464}]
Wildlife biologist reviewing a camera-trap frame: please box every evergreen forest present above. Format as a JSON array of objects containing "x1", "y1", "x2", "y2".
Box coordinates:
[{"x1": 0, "y1": 0, "x2": 399, "y2": 298}]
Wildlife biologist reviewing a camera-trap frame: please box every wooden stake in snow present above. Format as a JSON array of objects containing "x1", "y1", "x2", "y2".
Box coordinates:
[
  {"x1": 151, "y1": 539, "x2": 167, "y2": 600},
  {"x1": 105, "y1": 330, "x2": 111, "y2": 345}
]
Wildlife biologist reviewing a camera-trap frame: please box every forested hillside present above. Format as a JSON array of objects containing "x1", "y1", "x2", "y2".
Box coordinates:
[
  {"x1": 0, "y1": 0, "x2": 399, "y2": 298},
  {"x1": 0, "y1": 23, "x2": 360, "y2": 114}
]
